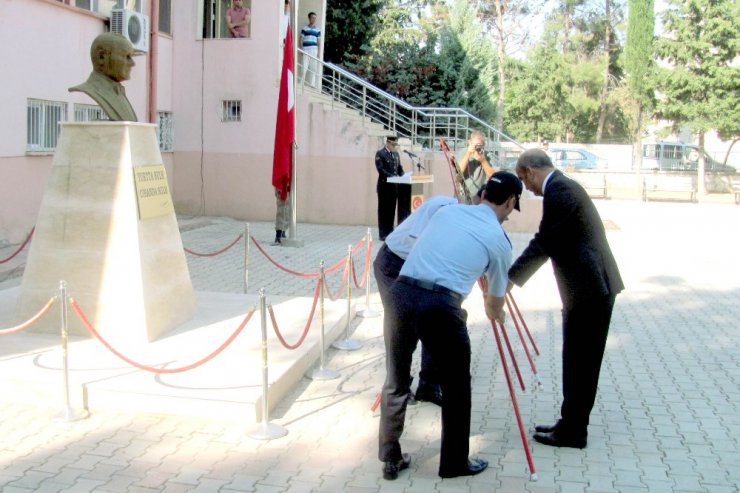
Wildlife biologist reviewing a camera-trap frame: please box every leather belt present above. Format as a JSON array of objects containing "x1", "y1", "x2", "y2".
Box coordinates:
[{"x1": 397, "y1": 276, "x2": 464, "y2": 302}]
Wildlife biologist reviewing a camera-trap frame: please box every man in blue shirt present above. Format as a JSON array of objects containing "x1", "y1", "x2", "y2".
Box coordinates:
[
  {"x1": 374, "y1": 195, "x2": 459, "y2": 407},
  {"x1": 379, "y1": 172, "x2": 522, "y2": 480}
]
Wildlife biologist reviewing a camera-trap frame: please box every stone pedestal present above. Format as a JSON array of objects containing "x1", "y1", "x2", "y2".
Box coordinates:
[{"x1": 16, "y1": 122, "x2": 195, "y2": 344}]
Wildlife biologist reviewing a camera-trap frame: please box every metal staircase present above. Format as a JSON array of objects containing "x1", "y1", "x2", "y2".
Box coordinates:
[{"x1": 297, "y1": 49, "x2": 525, "y2": 163}]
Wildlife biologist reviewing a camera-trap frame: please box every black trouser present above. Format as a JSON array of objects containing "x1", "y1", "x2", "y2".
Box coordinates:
[
  {"x1": 379, "y1": 281, "x2": 471, "y2": 473},
  {"x1": 377, "y1": 180, "x2": 399, "y2": 240},
  {"x1": 373, "y1": 245, "x2": 440, "y2": 391},
  {"x1": 559, "y1": 293, "x2": 616, "y2": 435}
]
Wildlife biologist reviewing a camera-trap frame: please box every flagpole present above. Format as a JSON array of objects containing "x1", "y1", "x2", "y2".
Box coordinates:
[{"x1": 283, "y1": 0, "x2": 304, "y2": 248}]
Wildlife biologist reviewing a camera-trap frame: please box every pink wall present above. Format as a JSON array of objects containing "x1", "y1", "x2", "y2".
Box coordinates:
[{"x1": 0, "y1": 0, "x2": 540, "y2": 245}]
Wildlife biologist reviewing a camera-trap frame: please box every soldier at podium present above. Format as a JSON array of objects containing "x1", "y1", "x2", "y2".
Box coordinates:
[{"x1": 375, "y1": 136, "x2": 411, "y2": 240}]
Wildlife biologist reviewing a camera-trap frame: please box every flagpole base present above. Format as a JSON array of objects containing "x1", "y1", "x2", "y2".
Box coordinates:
[{"x1": 281, "y1": 238, "x2": 304, "y2": 248}]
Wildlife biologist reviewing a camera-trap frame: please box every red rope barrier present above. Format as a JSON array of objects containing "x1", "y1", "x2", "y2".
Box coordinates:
[
  {"x1": 249, "y1": 235, "x2": 365, "y2": 277},
  {"x1": 0, "y1": 227, "x2": 35, "y2": 265},
  {"x1": 267, "y1": 279, "x2": 321, "y2": 350},
  {"x1": 324, "y1": 262, "x2": 348, "y2": 301},
  {"x1": 0, "y1": 296, "x2": 55, "y2": 335},
  {"x1": 184, "y1": 233, "x2": 244, "y2": 257},
  {"x1": 70, "y1": 298, "x2": 255, "y2": 373},
  {"x1": 351, "y1": 238, "x2": 373, "y2": 289}
]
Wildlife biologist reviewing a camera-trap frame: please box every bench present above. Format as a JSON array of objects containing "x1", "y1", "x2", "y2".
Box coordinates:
[
  {"x1": 571, "y1": 173, "x2": 609, "y2": 199},
  {"x1": 642, "y1": 175, "x2": 697, "y2": 202}
]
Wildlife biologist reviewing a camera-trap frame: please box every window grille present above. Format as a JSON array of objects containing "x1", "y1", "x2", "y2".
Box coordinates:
[
  {"x1": 27, "y1": 99, "x2": 67, "y2": 152},
  {"x1": 221, "y1": 100, "x2": 242, "y2": 122},
  {"x1": 157, "y1": 111, "x2": 174, "y2": 151},
  {"x1": 74, "y1": 103, "x2": 108, "y2": 122}
]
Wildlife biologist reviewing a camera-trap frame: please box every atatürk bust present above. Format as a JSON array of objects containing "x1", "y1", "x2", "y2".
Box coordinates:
[{"x1": 69, "y1": 33, "x2": 138, "y2": 122}]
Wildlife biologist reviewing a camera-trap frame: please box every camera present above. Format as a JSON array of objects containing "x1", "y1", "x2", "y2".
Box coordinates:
[{"x1": 475, "y1": 144, "x2": 484, "y2": 153}]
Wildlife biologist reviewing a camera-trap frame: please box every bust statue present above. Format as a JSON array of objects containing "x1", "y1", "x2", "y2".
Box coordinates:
[{"x1": 69, "y1": 33, "x2": 138, "y2": 122}]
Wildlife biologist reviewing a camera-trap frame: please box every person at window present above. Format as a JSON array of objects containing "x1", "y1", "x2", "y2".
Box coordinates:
[
  {"x1": 226, "y1": 0, "x2": 250, "y2": 38},
  {"x1": 69, "y1": 33, "x2": 137, "y2": 122},
  {"x1": 299, "y1": 12, "x2": 321, "y2": 87},
  {"x1": 458, "y1": 131, "x2": 495, "y2": 199}
]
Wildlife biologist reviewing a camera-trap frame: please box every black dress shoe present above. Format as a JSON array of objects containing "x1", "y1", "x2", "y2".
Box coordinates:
[
  {"x1": 439, "y1": 458, "x2": 488, "y2": 478},
  {"x1": 534, "y1": 422, "x2": 559, "y2": 433},
  {"x1": 414, "y1": 388, "x2": 443, "y2": 407},
  {"x1": 533, "y1": 430, "x2": 587, "y2": 449},
  {"x1": 382, "y1": 453, "x2": 411, "y2": 480}
]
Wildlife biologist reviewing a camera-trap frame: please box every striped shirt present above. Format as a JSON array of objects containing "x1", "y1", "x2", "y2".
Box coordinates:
[{"x1": 301, "y1": 24, "x2": 320, "y2": 47}]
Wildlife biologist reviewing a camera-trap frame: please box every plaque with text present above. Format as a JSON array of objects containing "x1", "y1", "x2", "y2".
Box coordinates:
[{"x1": 133, "y1": 165, "x2": 174, "y2": 220}]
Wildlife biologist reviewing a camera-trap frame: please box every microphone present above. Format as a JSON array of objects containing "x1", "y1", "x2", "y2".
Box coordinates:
[{"x1": 403, "y1": 150, "x2": 418, "y2": 159}]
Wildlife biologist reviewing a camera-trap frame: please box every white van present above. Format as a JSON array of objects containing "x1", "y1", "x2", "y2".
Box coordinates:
[{"x1": 642, "y1": 142, "x2": 736, "y2": 173}]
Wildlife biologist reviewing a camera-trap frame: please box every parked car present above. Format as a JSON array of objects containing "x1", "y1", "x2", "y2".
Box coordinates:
[
  {"x1": 550, "y1": 147, "x2": 608, "y2": 170},
  {"x1": 642, "y1": 142, "x2": 736, "y2": 173}
]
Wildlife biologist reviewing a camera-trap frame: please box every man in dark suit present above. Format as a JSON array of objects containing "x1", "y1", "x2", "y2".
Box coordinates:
[{"x1": 508, "y1": 148, "x2": 623, "y2": 449}]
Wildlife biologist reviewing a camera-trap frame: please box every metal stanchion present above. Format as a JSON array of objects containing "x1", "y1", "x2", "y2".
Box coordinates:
[
  {"x1": 357, "y1": 228, "x2": 380, "y2": 318},
  {"x1": 248, "y1": 289, "x2": 288, "y2": 440},
  {"x1": 308, "y1": 261, "x2": 339, "y2": 380},
  {"x1": 54, "y1": 280, "x2": 89, "y2": 422},
  {"x1": 243, "y1": 223, "x2": 250, "y2": 294},
  {"x1": 332, "y1": 245, "x2": 362, "y2": 350}
]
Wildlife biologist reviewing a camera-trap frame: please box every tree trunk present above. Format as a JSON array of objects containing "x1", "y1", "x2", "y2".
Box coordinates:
[
  {"x1": 595, "y1": 0, "x2": 611, "y2": 142},
  {"x1": 698, "y1": 130, "x2": 706, "y2": 195},
  {"x1": 494, "y1": 0, "x2": 506, "y2": 130},
  {"x1": 632, "y1": 103, "x2": 643, "y2": 172}
]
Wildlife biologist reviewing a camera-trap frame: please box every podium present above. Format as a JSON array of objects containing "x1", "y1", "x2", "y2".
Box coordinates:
[{"x1": 387, "y1": 173, "x2": 434, "y2": 211}]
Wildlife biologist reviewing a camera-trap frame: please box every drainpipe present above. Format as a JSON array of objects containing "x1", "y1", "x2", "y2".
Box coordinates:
[{"x1": 148, "y1": 0, "x2": 159, "y2": 123}]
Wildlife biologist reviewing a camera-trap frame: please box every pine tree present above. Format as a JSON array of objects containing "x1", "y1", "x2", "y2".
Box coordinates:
[
  {"x1": 624, "y1": 0, "x2": 655, "y2": 169},
  {"x1": 655, "y1": 0, "x2": 740, "y2": 193}
]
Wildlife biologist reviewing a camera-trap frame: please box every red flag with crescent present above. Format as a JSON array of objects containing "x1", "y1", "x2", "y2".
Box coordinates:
[{"x1": 272, "y1": 24, "x2": 295, "y2": 201}]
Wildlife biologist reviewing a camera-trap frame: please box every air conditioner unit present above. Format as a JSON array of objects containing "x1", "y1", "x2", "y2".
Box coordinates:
[{"x1": 110, "y1": 9, "x2": 149, "y2": 54}]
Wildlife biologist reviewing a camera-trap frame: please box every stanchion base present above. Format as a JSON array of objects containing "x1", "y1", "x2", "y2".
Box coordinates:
[
  {"x1": 281, "y1": 238, "x2": 305, "y2": 248},
  {"x1": 54, "y1": 407, "x2": 90, "y2": 422},
  {"x1": 356, "y1": 306, "x2": 381, "y2": 318},
  {"x1": 308, "y1": 367, "x2": 340, "y2": 380},
  {"x1": 530, "y1": 473, "x2": 539, "y2": 481},
  {"x1": 332, "y1": 338, "x2": 362, "y2": 351},
  {"x1": 247, "y1": 421, "x2": 288, "y2": 440}
]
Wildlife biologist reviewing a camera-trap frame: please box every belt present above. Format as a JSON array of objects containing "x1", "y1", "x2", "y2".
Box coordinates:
[{"x1": 397, "y1": 276, "x2": 464, "y2": 302}]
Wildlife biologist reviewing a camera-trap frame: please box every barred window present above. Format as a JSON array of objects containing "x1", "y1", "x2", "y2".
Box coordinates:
[
  {"x1": 74, "y1": 103, "x2": 109, "y2": 122},
  {"x1": 157, "y1": 111, "x2": 174, "y2": 151},
  {"x1": 27, "y1": 99, "x2": 67, "y2": 152},
  {"x1": 221, "y1": 100, "x2": 242, "y2": 122}
]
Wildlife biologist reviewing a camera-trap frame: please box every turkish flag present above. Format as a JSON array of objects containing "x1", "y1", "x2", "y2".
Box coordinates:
[{"x1": 272, "y1": 24, "x2": 295, "y2": 201}]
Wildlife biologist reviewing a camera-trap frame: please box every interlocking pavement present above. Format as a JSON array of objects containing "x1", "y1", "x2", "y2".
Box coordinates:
[{"x1": 1, "y1": 200, "x2": 739, "y2": 492}]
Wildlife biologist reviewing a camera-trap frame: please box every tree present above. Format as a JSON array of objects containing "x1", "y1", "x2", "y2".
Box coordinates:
[
  {"x1": 324, "y1": 0, "x2": 386, "y2": 64},
  {"x1": 655, "y1": 0, "x2": 740, "y2": 193},
  {"x1": 623, "y1": 0, "x2": 655, "y2": 169},
  {"x1": 478, "y1": 0, "x2": 536, "y2": 130}
]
